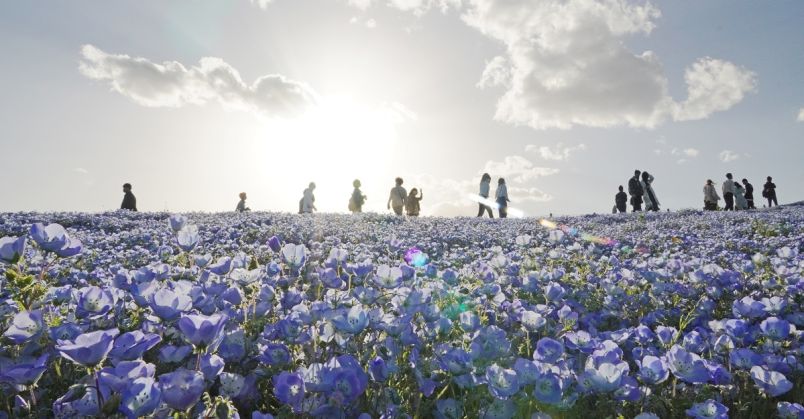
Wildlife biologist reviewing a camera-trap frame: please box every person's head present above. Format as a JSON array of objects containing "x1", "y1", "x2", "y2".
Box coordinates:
[
  {"x1": 395, "y1": 177, "x2": 403, "y2": 186},
  {"x1": 767, "y1": 176, "x2": 772, "y2": 181},
  {"x1": 353, "y1": 179, "x2": 361, "y2": 188},
  {"x1": 641, "y1": 171, "x2": 649, "y2": 180},
  {"x1": 742, "y1": 178, "x2": 748, "y2": 184},
  {"x1": 726, "y1": 173, "x2": 733, "y2": 180},
  {"x1": 308, "y1": 182, "x2": 316, "y2": 190},
  {"x1": 239, "y1": 192, "x2": 247, "y2": 200},
  {"x1": 481, "y1": 173, "x2": 491, "y2": 182},
  {"x1": 634, "y1": 170, "x2": 641, "y2": 177},
  {"x1": 409, "y1": 188, "x2": 418, "y2": 196},
  {"x1": 498, "y1": 178, "x2": 506, "y2": 185},
  {"x1": 123, "y1": 183, "x2": 132, "y2": 192},
  {"x1": 618, "y1": 185, "x2": 623, "y2": 192},
  {"x1": 706, "y1": 179, "x2": 713, "y2": 185}
]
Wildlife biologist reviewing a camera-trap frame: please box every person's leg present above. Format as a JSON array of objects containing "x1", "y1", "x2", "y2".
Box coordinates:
[
  {"x1": 499, "y1": 207, "x2": 507, "y2": 218},
  {"x1": 486, "y1": 205, "x2": 493, "y2": 218},
  {"x1": 772, "y1": 195, "x2": 778, "y2": 206},
  {"x1": 724, "y1": 193, "x2": 733, "y2": 211},
  {"x1": 477, "y1": 203, "x2": 484, "y2": 217}
]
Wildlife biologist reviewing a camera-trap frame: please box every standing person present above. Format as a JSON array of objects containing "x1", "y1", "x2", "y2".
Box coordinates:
[
  {"x1": 349, "y1": 180, "x2": 366, "y2": 213},
  {"x1": 763, "y1": 176, "x2": 778, "y2": 207},
  {"x1": 741, "y1": 179, "x2": 755, "y2": 209},
  {"x1": 236, "y1": 192, "x2": 250, "y2": 212},
  {"x1": 703, "y1": 179, "x2": 720, "y2": 210},
  {"x1": 386, "y1": 177, "x2": 407, "y2": 216},
  {"x1": 722, "y1": 173, "x2": 735, "y2": 211},
  {"x1": 734, "y1": 182, "x2": 748, "y2": 210},
  {"x1": 628, "y1": 170, "x2": 643, "y2": 212},
  {"x1": 477, "y1": 173, "x2": 494, "y2": 218},
  {"x1": 641, "y1": 172, "x2": 660, "y2": 212},
  {"x1": 405, "y1": 188, "x2": 423, "y2": 217},
  {"x1": 495, "y1": 178, "x2": 510, "y2": 218},
  {"x1": 121, "y1": 183, "x2": 137, "y2": 211},
  {"x1": 615, "y1": 185, "x2": 628, "y2": 213},
  {"x1": 299, "y1": 182, "x2": 317, "y2": 214}
]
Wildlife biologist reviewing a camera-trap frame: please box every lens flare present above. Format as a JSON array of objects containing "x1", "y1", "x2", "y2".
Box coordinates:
[
  {"x1": 404, "y1": 247, "x2": 429, "y2": 267},
  {"x1": 467, "y1": 194, "x2": 525, "y2": 218},
  {"x1": 538, "y1": 218, "x2": 617, "y2": 247}
]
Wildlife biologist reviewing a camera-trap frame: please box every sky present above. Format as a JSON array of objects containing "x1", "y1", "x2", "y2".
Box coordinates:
[{"x1": 1, "y1": 0, "x2": 802, "y2": 216}]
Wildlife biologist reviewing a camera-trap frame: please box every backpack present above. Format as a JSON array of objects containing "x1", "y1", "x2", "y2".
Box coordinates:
[{"x1": 628, "y1": 177, "x2": 643, "y2": 196}]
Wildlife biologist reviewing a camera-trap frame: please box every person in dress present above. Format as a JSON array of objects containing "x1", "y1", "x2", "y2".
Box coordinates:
[
  {"x1": 477, "y1": 173, "x2": 494, "y2": 218},
  {"x1": 387, "y1": 177, "x2": 407, "y2": 216},
  {"x1": 734, "y1": 182, "x2": 748, "y2": 210},
  {"x1": 703, "y1": 179, "x2": 720, "y2": 211},
  {"x1": 615, "y1": 185, "x2": 628, "y2": 213},
  {"x1": 742, "y1": 178, "x2": 755, "y2": 209},
  {"x1": 722, "y1": 173, "x2": 735, "y2": 211},
  {"x1": 236, "y1": 192, "x2": 250, "y2": 212},
  {"x1": 405, "y1": 188, "x2": 423, "y2": 217},
  {"x1": 641, "y1": 172, "x2": 660, "y2": 212},
  {"x1": 121, "y1": 183, "x2": 137, "y2": 211},
  {"x1": 763, "y1": 176, "x2": 778, "y2": 207},
  {"x1": 628, "y1": 170, "x2": 643, "y2": 212},
  {"x1": 349, "y1": 180, "x2": 366, "y2": 213},
  {"x1": 495, "y1": 178, "x2": 510, "y2": 218},
  {"x1": 299, "y1": 182, "x2": 317, "y2": 214}
]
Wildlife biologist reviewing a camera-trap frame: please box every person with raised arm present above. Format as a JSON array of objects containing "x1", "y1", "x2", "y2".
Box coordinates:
[{"x1": 405, "y1": 188, "x2": 423, "y2": 217}]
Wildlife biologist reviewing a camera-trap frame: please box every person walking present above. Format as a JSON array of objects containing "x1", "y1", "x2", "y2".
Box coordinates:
[
  {"x1": 763, "y1": 176, "x2": 778, "y2": 207},
  {"x1": 722, "y1": 173, "x2": 735, "y2": 211},
  {"x1": 628, "y1": 170, "x2": 643, "y2": 212},
  {"x1": 299, "y1": 182, "x2": 317, "y2": 214},
  {"x1": 349, "y1": 180, "x2": 366, "y2": 213},
  {"x1": 615, "y1": 185, "x2": 628, "y2": 213},
  {"x1": 236, "y1": 192, "x2": 250, "y2": 212},
  {"x1": 495, "y1": 178, "x2": 510, "y2": 218},
  {"x1": 641, "y1": 172, "x2": 660, "y2": 212},
  {"x1": 703, "y1": 179, "x2": 720, "y2": 210},
  {"x1": 405, "y1": 188, "x2": 423, "y2": 217},
  {"x1": 734, "y1": 182, "x2": 748, "y2": 210},
  {"x1": 477, "y1": 173, "x2": 494, "y2": 218},
  {"x1": 121, "y1": 183, "x2": 137, "y2": 211},
  {"x1": 742, "y1": 178, "x2": 755, "y2": 209},
  {"x1": 387, "y1": 177, "x2": 407, "y2": 215}
]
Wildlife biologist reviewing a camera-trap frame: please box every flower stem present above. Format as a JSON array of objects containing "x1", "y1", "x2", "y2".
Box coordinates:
[{"x1": 95, "y1": 369, "x2": 104, "y2": 414}]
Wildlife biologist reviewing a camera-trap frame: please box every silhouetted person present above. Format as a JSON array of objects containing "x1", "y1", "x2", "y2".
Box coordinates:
[
  {"x1": 615, "y1": 185, "x2": 627, "y2": 213},
  {"x1": 349, "y1": 179, "x2": 366, "y2": 213},
  {"x1": 387, "y1": 177, "x2": 407, "y2": 216},
  {"x1": 703, "y1": 179, "x2": 720, "y2": 211},
  {"x1": 722, "y1": 173, "x2": 736, "y2": 211},
  {"x1": 299, "y1": 182, "x2": 316, "y2": 214},
  {"x1": 121, "y1": 183, "x2": 137, "y2": 211},
  {"x1": 641, "y1": 172, "x2": 660, "y2": 212},
  {"x1": 742, "y1": 179, "x2": 755, "y2": 209},
  {"x1": 477, "y1": 173, "x2": 493, "y2": 218},
  {"x1": 628, "y1": 170, "x2": 643, "y2": 212},
  {"x1": 406, "y1": 188, "x2": 423, "y2": 217},
  {"x1": 236, "y1": 192, "x2": 250, "y2": 212},
  {"x1": 734, "y1": 182, "x2": 748, "y2": 210},
  {"x1": 763, "y1": 176, "x2": 778, "y2": 207},
  {"x1": 495, "y1": 178, "x2": 510, "y2": 218}
]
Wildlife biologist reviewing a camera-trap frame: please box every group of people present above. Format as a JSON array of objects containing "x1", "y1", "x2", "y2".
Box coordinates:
[
  {"x1": 294, "y1": 178, "x2": 424, "y2": 217},
  {"x1": 704, "y1": 174, "x2": 778, "y2": 211},
  {"x1": 614, "y1": 170, "x2": 660, "y2": 213},
  {"x1": 477, "y1": 173, "x2": 511, "y2": 218}
]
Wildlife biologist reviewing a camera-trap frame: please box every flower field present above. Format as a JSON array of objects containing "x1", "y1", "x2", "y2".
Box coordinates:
[{"x1": 0, "y1": 208, "x2": 802, "y2": 418}]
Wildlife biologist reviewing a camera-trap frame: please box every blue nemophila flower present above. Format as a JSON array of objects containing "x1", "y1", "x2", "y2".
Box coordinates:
[
  {"x1": 760, "y1": 317, "x2": 792, "y2": 340},
  {"x1": 435, "y1": 398, "x2": 463, "y2": 419},
  {"x1": 258, "y1": 343, "x2": 291, "y2": 366},
  {"x1": 281, "y1": 243, "x2": 308, "y2": 273},
  {"x1": 168, "y1": 214, "x2": 188, "y2": 231},
  {"x1": 208, "y1": 256, "x2": 233, "y2": 275},
  {"x1": 485, "y1": 364, "x2": 519, "y2": 399},
  {"x1": 120, "y1": 377, "x2": 161, "y2": 418},
  {"x1": 321, "y1": 355, "x2": 369, "y2": 404},
  {"x1": 733, "y1": 296, "x2": 766, "y2": 319},
  {"x1": 150, "y1": 287, "x2": 193, "y2": 321},
  {"x1": 273, "y1": 371, "x2": 305, "y2": 412},
  {"x1": 438, "y1": 347, "x2": 472, "y2": 375},
  {"x1": 532, "y1": 370, "x2": 562, "y2": 404},
  {"x1": 30, "y1": 222, "x2": 70, "y2": 252},
  {"x1": 578, "y1": 359, "x2": 628, "y2": 393},
  {"x1": 331, "y1": 305, "x2": 369, "y2": 335},
  {"x1": 777, "y1": 402, "x2": 804, "y2": 419},
  {"x1": 158, "y1": 368, "x2": 206, "y2": 411},
  {"x1": 3, "y1": 310, "x2": 44, "y2": 344},
  {"x1": 56, "y1": 328, "x2": 119, "y2": 367},
  {"x1": 481, "y1": 399, "x2": 515, "y2": 419},
  {"x1": 750, "y1": 366, "x2": 793, "y2": 397},
  {"x1": 109, "y1": 330, "x2": 161, "y2": 362},
  {"x1": 685, "y1": 399, "x2": 728, "y2": 419},
  {"x1": 159, "y1": 344, "x2": 192, "y2": 363},
  {"x1": 98, "y1": 360, "x2": 155, "y2": 399},
  {"x1": 459, "y1": 311, "x2": 480, "y2": 332},
  {"x1": 0, "y1": 235, "x2": 26, "y2": 264},
  {"x1": 219, "y1": 372, "x2": 247, "y2": 399},
  {"x1": 638, "y1": 355, "x2": 669, "y2": 385},
  {"x1": 76, "y1": 285, "x2": 115, "y2": 318},
  {"x1": 319, "y1": 267, "x2": 343, "y2": 289},
  {"x1": 666, "y1": 345, "x2": 709, "y2": 384},
  {"x1": 369, "y1": 356, "x2": 388, "y2": 382},
  {"x1": 218, "y1": 328, "x2": 246, "y2": 362},
  {"x1": 199, "y1": 354, "x2": 225, "y2": 381},
  {"x1": 0, "y1": 354, "x2": 49, "y2": 385},
  {"x1": 655, "y1": 325, "x2": 678, "y2": 346},
  {"x1": 729, "y1": 348, "x2": 762, "y2": 370},
  {"x1": 521, "y1": 311, "x2": 546, "y2": 332},
  {"x1": 543, "y1": 282, "x2": 565, "y2": 301},
  {"x1": 374, "y1": 264, "x2": 404, "y2": 289},
  {"x1": 534, "y1": 337, "x2": 564, "y2": 363},
  {"x1": 470, "y1": 326, "x2": 511, "y2": 360},
  {"x1": 634, "y1": 413, "x2": 660, "y2": 419},
  {"x1": 177, "y1": 225, "x2": 200, "y2": 252},
  {"x1": 178, "y1": 313, "x2": 227, "y2": 351}
]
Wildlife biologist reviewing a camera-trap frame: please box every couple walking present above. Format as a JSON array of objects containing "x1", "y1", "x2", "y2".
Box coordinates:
[
  {"x1": 477, "y1": 173, "x2": 511, "y2": 218},
  {"x1": 624, "y1": 170, "x2": 659, "y2": 212},
  {"x1": 386, "y1": 177, "x2": 423, "y2": 217}
]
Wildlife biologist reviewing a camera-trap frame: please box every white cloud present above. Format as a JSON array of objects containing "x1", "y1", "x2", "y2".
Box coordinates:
[
  {"x1": 73, "y1": 167, "x2": 89, "y2": 174},
  {"x1": 482, "y1": 155, "x2": 559, "y2": 183},
  {"x1": 683, "y1": 148, "x2": 699, "y2": 157},
  {"x1": 718, "y1": 150, "x2": 740, "y2": 162},
  {"x1": 79, "y1": 45, "x2": 317, "y2": 118},
  {"x1": 250, "y1": 0, "x2": 274, "y2": 9},
  {"x1": 525, "y1": 142, "x2": 587, "y2": 161},
  {"x1": 462, "y1": 0, "x2": 756, "y2": 129},
  {"x1": 365, "y1": 18, "x2": 377, "y2": 28},
  {"x1": 798, "y1": 108, "x2": 804, "y2": 122}
]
